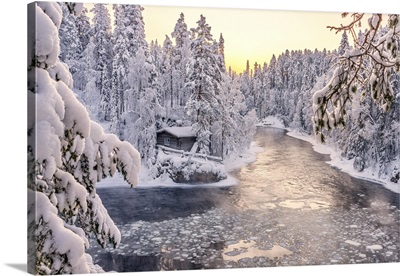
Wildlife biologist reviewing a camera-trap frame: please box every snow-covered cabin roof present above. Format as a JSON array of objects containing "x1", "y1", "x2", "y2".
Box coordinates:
[{"x1": 157, "y1": 126, "x2": 196, "y2": 138}]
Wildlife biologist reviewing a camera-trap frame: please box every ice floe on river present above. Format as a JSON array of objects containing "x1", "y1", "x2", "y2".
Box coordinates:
[{"x1": 88, "y1": 200, "x2": 399, "y2": 271}]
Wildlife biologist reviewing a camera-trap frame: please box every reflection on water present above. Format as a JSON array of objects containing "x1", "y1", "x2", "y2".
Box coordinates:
[
  {"x1": 90, "y1": 127, "x2": 399, "y2": 271},
  {"x1": 275, "y1": 199, "x2": 331, "y2": 210},
  {"x1": 232, "y1": 127, "x2": 399, "y2": 212},
  {"x1": 279, "y1": 200, "x2": 305, "y2": 209}
]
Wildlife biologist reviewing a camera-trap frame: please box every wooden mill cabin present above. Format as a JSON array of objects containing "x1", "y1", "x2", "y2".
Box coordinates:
[{"x1": 156, "y1": 126, "x2": 197, "y2": 152}]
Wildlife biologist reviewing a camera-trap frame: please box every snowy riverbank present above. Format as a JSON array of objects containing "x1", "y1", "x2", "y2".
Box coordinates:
[
  {"x1": 98, "y1": 115, "x2": 398, "y2": 193},
  {"x1": 287, "y1": 130, "x2": 400, "y2": 194},
  {"x1": 259, "y1": 116, "x2": 399, "y2": 194},
  {"x1": 97, "y1": 142, "x2": 264, "y2": 189}
]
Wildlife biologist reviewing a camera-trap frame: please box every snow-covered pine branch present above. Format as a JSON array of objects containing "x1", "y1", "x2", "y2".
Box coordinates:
[
  {"x1": 313, "y1": 14, "x2": 400, "y2": 142},
  {"x1": 28, "y1": 3, "x2": 141, "y2": 274}
]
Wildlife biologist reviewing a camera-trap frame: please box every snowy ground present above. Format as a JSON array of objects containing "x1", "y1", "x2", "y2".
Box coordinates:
[
  {"x1": 97, "y1": 142, "x2": 264, "y2": 189},
  {"x1": 256, "y1": 116, "x2": 285, "y2": 129},
  {"x1": 287, "y1": 130, "x2": 400, "y2": 194},
  {"x1": 258, "y1": 116, "x2": 400, "y2": 194},
  {"x1": 223, "y1": 142, "x2": 264, "y2": 172}
]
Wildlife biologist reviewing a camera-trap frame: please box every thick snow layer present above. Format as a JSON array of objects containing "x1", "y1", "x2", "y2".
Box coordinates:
[
  {"x1": 287, "y1": 129, "x2": 400, "y2": 194},
  {"x1": 224, "y1": 142, "x2": 264, "y2": 172},
  {"x1": 35, "y1": 4, "x2": 61, "y2": 68},
  {"x1": 57, "y1": 80, "x2": 90, "y2": 137},
  {"x1": 155, "y1": 150, "x2": 227, "y2": 183},
  {"x1": 96, "y1": 171, "x2": 237, "y2": 189},
  {"x1": 85, "y1": 254, "x2": 105, "y2": 273},
  {"x1": 97, "y1": 142, "x2": 263, "y2": 189},
  {"x1": 156, "y1": 126, "x2": 195, "y2": 138},
  {"x1": 32, "y1": 190, "x2": 90, "y2": 274},
  {"x1": 48, "y1": 61, "x2": 74, "y2": 89}
]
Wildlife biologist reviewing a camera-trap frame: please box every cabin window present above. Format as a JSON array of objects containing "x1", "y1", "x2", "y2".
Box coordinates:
[{"x1": 164, "y1": 137, "x2": 170, "y2": 146}]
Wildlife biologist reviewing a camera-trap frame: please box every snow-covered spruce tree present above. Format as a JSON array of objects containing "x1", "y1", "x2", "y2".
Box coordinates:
[
  {"x1": 338, "y1": 31, "x2": 351, "y2": 56},
  {"x1": 58, "y1": 4, "x2": 91, "y2": 94},
  {"x1": 158, "y1": 12, "x2": 193, "y2": 113},
  {"x1": 58, "y1": 5, "x2": 92, "y2": 93},
  {"x1": 256, "y1": 62, "x2": 270, "y2": 119},
  {"x1": 160, "y1": 35, "x2": 174, "y2": 109},
  {"x1": 252, "y1": 62, "x2": 263, "y2": 118},
  {"x1": 217, "y1": 33, "x2": 226, "y2": 71},
  {"x1": 211, "y1": 74, "x2": 255, "y2": 158},
  {"x1": 117, "y1": 4, "x2": 148, "y2": 114},
  {"x1": 265, "y1": 54, "x2": 279, "y2": 116},
  {"x1": 240, "y1": 60, "x2": 253, "y2": 111},
  {"x1": 91, "y1": 3, "x2": 113, "y2": 121},
  {"x1": 313, "y1": 13, "x2": 400, "y2": 142},
  {"x1": 78, "y1": 40, "x2": 99, "y2": 116},
  {"x1": 70, "y1": 6, "x2": 92, "y2": 92},
  {"x1": 289, "y1": 50, "x2": 320, "y2": 128},
  {"x1": 150, "y1": 39, "x2": 162, "y2": 71},
  {"x1": 106, "y1": 5, "x2": 161, "y2": 169},
  {"x1": 113, "y1": 4, "x2": 147, "y2": 113},
  {"x1": 186, "y1": 15, "x2": 222, "y2": 155},
  {"x1": 275, "y1": 50, "x2": 291, "y2": 117},
  {"x1": 123, "y1": 4, "x2": 147, "y2": 54},
  {"x1": 243, "y1": 48, "x2": 327, "y2": 124},
  {"x1": 172, "y1": 12, "x2": 189, "y2": 50},
  {"x1": 109, "y1": 4, "x2": 132, "y2": 134},
  {"x1": 59, "y1": 3, "x2": 81, "y2": 69},
  {"x1": 124, "y1": 47, "x2": 160, "y2": 168},
  {"x1": 75, "y1": 6, "x2": 91, "y2": 52},
  {"x1": 171, "y1": 12, "x2": 193, "y2": 108},
  {"x1": 110, "y1": 62, "x2": 123, "y2": 136},
  {"x1": 27, "y1": 3, "x2": 140, "y2": 274}
]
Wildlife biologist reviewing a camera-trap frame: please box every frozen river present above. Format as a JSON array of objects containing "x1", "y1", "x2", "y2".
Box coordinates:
[{"x1": 88, "y1": 127, "x2": 400, "y2": 272}]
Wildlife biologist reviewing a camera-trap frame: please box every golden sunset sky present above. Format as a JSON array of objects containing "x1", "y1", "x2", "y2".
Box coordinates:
[
  {"x1": 84, "y1": 0, "x2": 393, "y2": 72},
  {"x1": 142, "y1": 6, "x2": 353, "y2": 73}
]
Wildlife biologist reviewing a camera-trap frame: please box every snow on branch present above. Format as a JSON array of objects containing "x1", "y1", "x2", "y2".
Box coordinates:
[
  {"x1": 28, "y1": 190, "x2": 90, "y2": 274},
  {"x1": 28, "y1": 2, "x2": 141, "y2": 273},
  {"x1": 313, "y1": 13, "x2": 400, "y2": 142}
]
